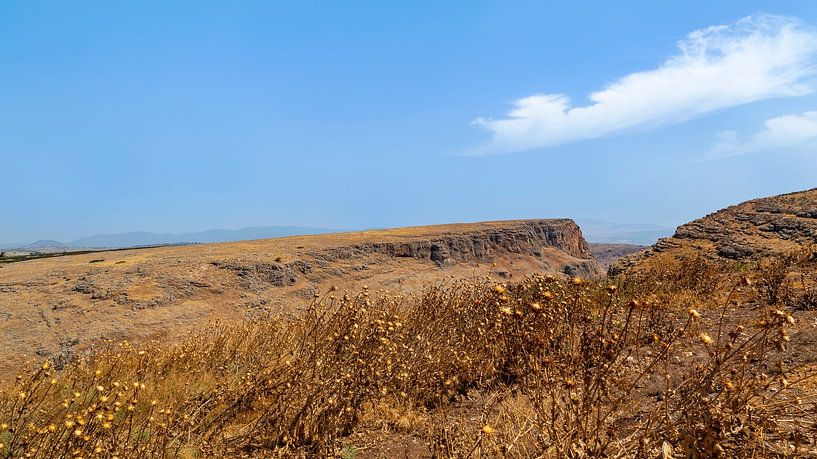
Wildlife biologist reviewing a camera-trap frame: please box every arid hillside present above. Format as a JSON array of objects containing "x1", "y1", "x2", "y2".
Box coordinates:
[
  {"x1": 612, "y1": 188, "x2": 817, "y2": 273},
  {"x1": 0, "y1": 219, "x2": 599, "y2": 378},
  {"x1": 3, "y1": 200, "x2": 817, "y2": 458}
]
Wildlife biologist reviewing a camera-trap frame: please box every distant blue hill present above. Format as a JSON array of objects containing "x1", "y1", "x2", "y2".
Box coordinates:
[
  {"x1": 0, "y1": 240, "x2": 70, "y2": 251},
  {"x1": 68, "y1": 226, "x2": 345, "y2": 248},
  {"x1": 1, "y1": 227, "x2": 345, "y2": 251}
]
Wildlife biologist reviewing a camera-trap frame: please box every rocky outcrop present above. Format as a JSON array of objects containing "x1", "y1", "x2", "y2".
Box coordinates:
[
  {"x1": 213, "y1": 219, "x2": 602, "y2": 284},
  {"x1": 612, "y1": 188, "x2": 817, "y2": 274},
  {"x1": 211, "y1": 260, "x2": 313, "y2": 291},
  {"x1": 312, "y1": 219, "x2": 593, "y2": 264}
]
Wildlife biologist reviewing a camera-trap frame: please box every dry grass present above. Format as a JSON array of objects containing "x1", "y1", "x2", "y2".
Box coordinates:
[{"x1": 3, "y1": 254, "x2": 817, "y2": 457}]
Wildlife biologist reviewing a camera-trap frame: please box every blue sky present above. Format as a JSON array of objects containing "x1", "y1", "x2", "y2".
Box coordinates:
[{"x1": 2, "y1": 1, "x2": 817, "y2": 243}]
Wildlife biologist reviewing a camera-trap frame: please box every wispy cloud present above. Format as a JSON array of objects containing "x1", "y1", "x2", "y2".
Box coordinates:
[
  {"x1": 703, "y1": 110, "x2": 817, "y2": 160},
  {"x1": 471, "y1": 15, "x2": 817, "y2": 155}
]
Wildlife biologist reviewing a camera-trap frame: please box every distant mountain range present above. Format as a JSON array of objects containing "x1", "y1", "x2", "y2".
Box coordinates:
[
  {"x1": 575, "y1": 219, "x2": 674, "y2": 246},
  {"x1": 0, "y1": 240, "x2": 68, "y2": 251},
  {"x1": 0, "y1": 226, "x2": 344, "y2": 252}
]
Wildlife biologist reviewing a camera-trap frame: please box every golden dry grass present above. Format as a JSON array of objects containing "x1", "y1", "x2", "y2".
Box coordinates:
[{"x1": 3, "y1": 249, "x2": 817, "y2": 457}]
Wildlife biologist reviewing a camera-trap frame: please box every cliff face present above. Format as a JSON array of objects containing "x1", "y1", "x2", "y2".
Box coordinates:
[
  {"x1": 214, "y1": 220, "x2": 601, "y2": 286},
  {"x1": 310, "y1": 219, "x2": 594, "y2": 266},
  {"x1": 612, "y1": 188, "x2": 817, "y2": 273}
]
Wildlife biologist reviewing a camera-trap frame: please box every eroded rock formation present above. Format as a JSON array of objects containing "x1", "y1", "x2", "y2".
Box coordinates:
[{"x1": 612, "y1": 188, "x2": 817, "y2": 274}]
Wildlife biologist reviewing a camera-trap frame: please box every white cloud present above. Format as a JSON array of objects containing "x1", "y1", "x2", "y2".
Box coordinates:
[
  {"x1": 471, "y1": 15, "x2": 817, "y2": 155},
  {"x1": 704, "y1": 111, "x2": 817, "y2": 160}
]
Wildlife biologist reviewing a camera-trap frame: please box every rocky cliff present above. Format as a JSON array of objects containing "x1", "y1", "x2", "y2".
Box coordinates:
[
  {"x1": 212, "y1": 219, "x2": 601, "y2": 287},
  {"x1": 612, "y1": 188, "x2": 817, "y2": 273},
  {"x1": 309, "y1": 219, "x2": 595, "y2": 268}
]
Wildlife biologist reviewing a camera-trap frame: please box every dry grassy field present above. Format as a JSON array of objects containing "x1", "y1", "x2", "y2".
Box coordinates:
[
  {"x1": 2, "y1": 250, "x2": 817, "y2": 457},
  {"x1": 3, "y1": 212, "x2": 817, "y2": 457},
  {"x1": 0, "y1": 220, "x2": 594, "y2": 379}
]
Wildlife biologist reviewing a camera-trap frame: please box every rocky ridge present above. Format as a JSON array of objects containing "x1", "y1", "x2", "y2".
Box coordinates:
[
  {"x1": 306, "y1": 219, "x2": 596, "y2": 270},
  {"x1": 612, "y1": 188, "x2": 817, "y2": 273}
]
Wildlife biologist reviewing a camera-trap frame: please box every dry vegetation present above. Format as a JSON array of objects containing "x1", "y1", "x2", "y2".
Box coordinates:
[
  {"x1": 0, "y1": 219, "x2": 593, "y2": 379},
  {"x1": 3, "y1": 249, "x2": 817, "y2": 457}
]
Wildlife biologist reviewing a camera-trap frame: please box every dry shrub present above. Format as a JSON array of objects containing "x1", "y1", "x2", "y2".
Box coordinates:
[
  {"x1": 754, "y1": 247, "x2": 817, "y2": 311},
  {"x1": 425, "y1": 281, "x2": 816, "y2": 458},
  {"x1": 625, "y1": 255, "x2": 726, "y2": 297},
  {"x1": 757, "y1": 255, "x2": 795, "y2": 306},
  {"x1": 1, "y1": 270, "x2": 816, "y2": 457}
]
